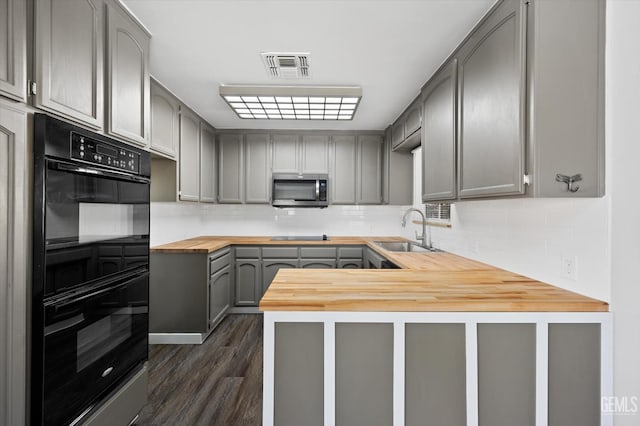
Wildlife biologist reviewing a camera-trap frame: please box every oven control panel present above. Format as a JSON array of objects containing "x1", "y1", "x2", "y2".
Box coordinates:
[{"x1": 71, "y1": 133, "x2": 140, "y2": 173}]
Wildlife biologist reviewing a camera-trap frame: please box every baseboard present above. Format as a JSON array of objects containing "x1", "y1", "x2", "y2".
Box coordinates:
[
  {"x1": 148, "y1": 333, "x2": 205, "y2": 345},
  {"x1": 227, "y1": 307, "x2": 262, "y2": 314}
]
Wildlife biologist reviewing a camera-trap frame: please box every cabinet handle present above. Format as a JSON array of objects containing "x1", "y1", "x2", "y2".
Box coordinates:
[{"x1": 555, "y1": 173, "x2": 582, "y2": 193}]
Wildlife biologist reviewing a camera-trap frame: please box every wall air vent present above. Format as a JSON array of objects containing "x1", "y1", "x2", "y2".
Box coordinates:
[{"x1": 261, "y1": 52, "x2": 311, "y2": 79}]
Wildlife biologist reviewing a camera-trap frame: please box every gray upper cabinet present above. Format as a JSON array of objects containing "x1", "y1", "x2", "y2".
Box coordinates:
[
  {"x1": 244, "y1": 134, "x2": 271, "y2": 203},
  {"x1": 358, "y1": 135, "x2": 383, "y2": 204},
  {"x1": 527, "y1": 0, "x2": 604, "y2": 197},
  {"x1": 179, "y1": 107, "x2": 200, "y2": 201},
  {"x1": 0, "y1": 0, "x2": 26, "y2": 102},
  {"x1": 218, "y1": 133, "x2": 243, "y2": 203},
  {"x1": 383, "y1": 126, "x2": 413, "y2": 205},
  {"x1": 404, "y1": 99, "x2": 422, "y2": 139},
  {"x1": 272, "y1": 134, "x2": 299, "y2": 173},
  {"x1": 106, "y1": 0, "x2": 151, "y2": 147},
  {"x1": 421, "y1": 59, "x2": 457, "y2": 202},
  {"x1": 272, "y1": 133, "x2": 330, "y2": 175},
  {"x1": 150, "y1": 79, "x2": 179, "y2": 158},
  {"x1": 34, "y1": 0, "x2": 104, "y2": 129},
  {"x1": 200, "y1": 123, "x2": 216, "y2": 203},
  {"x1": 332, "y1": 135, "x2": 358, "y2": 204},
  {"x1": 391, "y1": 120, "x2": 404, "y2": 150},
  {"x1": 457, "y1": 0, "x2": 526, "y2": 199},
  {"x1": 301, "y1": 135, "x2": 330, "y2": 174}
]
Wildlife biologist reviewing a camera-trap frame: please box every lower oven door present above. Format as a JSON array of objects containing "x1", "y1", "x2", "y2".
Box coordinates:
[{"x1": 43, "y1": 270, "x2": 149, "y2": 426}]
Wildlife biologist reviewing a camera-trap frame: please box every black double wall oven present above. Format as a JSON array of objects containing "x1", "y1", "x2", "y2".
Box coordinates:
[{"x1": 32, "y1": 114, "x2": 150, "y2": 425}]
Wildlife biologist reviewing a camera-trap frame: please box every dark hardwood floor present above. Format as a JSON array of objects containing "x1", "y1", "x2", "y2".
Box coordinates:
[{"x1": 138, "y1": 314, "x2": 263, "y2": 426}]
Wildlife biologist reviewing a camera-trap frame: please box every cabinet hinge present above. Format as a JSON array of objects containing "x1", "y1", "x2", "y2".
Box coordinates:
[
  {"x1": 28, "y1": 80, "x2": 37, "y2": 96},
  {"x1": 523, "y1": 174, "x2": 532, "y2": 186}
]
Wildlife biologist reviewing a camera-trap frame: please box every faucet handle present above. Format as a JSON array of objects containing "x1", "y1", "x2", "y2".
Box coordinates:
[{"x1": 415, "y1": 230, "x2": 423, "y2": 240}]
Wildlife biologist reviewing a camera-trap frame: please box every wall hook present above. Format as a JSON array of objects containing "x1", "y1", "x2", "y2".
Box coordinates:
[{"x1": 555, "y1": 173, "x2": 582, "y2": 193}]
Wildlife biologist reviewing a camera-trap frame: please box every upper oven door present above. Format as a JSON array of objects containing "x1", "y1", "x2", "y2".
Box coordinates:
[{"x1": 44, "y1": 159, "x2": 150, "y2": 296}]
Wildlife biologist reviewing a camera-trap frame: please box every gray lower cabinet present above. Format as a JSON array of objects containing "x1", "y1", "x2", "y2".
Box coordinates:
[
  {"x1": 0, "y1": 101, "x2": 27, "y2": 426},
  {"x1": 200, "y1": 123, "x2": 217, "y2": 203},
  {"x1": 34, "y1": 0, "x2": 104, "y2": 129},
  {"x1": 421, "y1": 59, "x2": 457, "y2": 202},
  {"x1": 105, "y1": 0, "x2": 151, "y2": 147},
  {"x1": 457, "y1": 0, "x2": 526, "y2": 199},
  {"x1": 262, "y1": 260, "x2": 299, "y2": 296},
  {"x1": 300, "y1": 260, "x2": 336, "y2": 269},
  {"x1": 244, "y1": 134, "x2": 271, "y2": 203},
  {"x1": 150, "y1": 78, "x2": 179, "y2": 158},
  {"x1": 0, "y1": 0, "x2": 26, "y2": 102},
  {"x1": 178, "y1": 107, "x2": 200, "y2": 201},
  {"x1": 149, "y1": 248, "x2": 231, "y2": 338},
  {"x1": 218, "y1": 133, "x2": 243, "y2": 203},
  {"x1": 235, "y1": 258, "x2": 261, "y2": 306},
  {"x1": 209, "y1": 264, "x2": 231, "y2": 330}
]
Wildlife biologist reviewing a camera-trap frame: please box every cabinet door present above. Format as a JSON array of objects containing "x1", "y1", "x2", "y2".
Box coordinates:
[
  {"x1": 150, "y1": 79, "x2": 179, "y2": 158},
  {"x1": 422, "y1": 60, "x2": 457, "y2": 202},
  {"x1": 200, "y1": 123, "x2": 216, "y2": 203},
  {"x1": 404, "y1": 99, "x2": 421, "y2": 137},
  {"x1": 235, "y1": 259, "x2": 261, "y2": 306},
  {"x1": 218, "y1": 134, "x2": 243, "y2": 203},
  {"x1": 272, "y1": 134, "x2": 299, "y2": 173},
  {"x1": 209, "y1": 265, "x2": 231, "y2": 330},
  {"x1": 34, "y1": 0, "x2": 103, "y2": 129},
  {"x1": 301, "y1": 135, "x2": 330, "y2": 174},
  {"x1": 358, "y1": 135, "x2": 383, "y2": 204},
  {"x1": 245, "y1": 134, "x2": 270, "y2": 203},
  {"x1": 178, "y1": 108, "x2": 200, "y2": 201},
  {"x1": 106, "y1": 0, "x2": 150, "y2": 146},
  {"x1": 457, "y1": 0, "x2": 526, "y2": 198},
  {"x1": 0, "y1": 0, "x2": 26, "y2": 101},
  {"x1": 332, "y1": 135, "x2": 357, "y2": 204},
  {"x1": 300, "y1": 260, "x2": 336, "y2": 269},
  {"x1": 262, "y1": 260, "x2": 298, "y2": 296},
  {"x1": 391, "y1": 120, "x2": 404, "y2": 149},
  {"x1": 338, "y1": 260, "x2": 363, "y2": 269},
  {"x1": 0, "y1": 103, "x2": 27, "y2": 426}
]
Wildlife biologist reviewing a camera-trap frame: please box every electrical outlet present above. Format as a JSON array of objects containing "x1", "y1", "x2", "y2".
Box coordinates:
[{"x1": 561, "y1": 256, "x2": 578, "y2": 281}]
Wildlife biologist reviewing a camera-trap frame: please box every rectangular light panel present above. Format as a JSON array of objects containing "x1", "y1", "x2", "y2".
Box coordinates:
[{"x1": 220, "y1": 85, "x2": 361, "y2": 120}]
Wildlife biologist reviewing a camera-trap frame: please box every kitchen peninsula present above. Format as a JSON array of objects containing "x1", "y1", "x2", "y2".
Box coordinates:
[
  {"x1": 151, "y1": 236, "x2": 610, "y2": 426},
  {"x1": 257, "y1": 241, "x2": 611, "y2": 426}
]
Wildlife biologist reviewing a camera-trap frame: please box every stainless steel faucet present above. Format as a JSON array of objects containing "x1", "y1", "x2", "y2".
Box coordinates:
[{"x1": 401, "y1": 207, "x2": 431, "y2": 248}]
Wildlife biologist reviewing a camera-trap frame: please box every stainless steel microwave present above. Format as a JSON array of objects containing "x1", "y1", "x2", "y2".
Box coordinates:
[{"x1": 272, "y1": 174, "x2": 328, "y2": 208}]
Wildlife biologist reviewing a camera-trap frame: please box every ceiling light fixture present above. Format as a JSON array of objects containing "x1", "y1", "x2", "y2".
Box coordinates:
[{"x1": 219, "y1": 85, "x2": 362, "y2": 120}]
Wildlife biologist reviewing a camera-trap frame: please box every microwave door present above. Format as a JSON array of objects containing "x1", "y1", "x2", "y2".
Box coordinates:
[{"x1": 274, "y1": 180, "x2": 317, "y2": 201}]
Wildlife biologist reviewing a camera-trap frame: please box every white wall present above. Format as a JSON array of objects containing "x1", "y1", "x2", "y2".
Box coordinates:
[
  {"x1": 150, "y1": 203, "x2": 414, "y2": 246},
  {"x1": 607, "y1": 0, "x2": 640, "y2": 423}
]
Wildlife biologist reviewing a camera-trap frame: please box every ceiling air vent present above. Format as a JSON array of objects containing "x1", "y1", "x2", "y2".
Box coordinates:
[{"x1": 261, "y1": 52, "x2": 311, "y2": 79}]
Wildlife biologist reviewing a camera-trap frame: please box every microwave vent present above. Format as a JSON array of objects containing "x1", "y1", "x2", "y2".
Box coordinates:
[{"x1": 261, "y1": 52, "x2": 311, "y2": 79}]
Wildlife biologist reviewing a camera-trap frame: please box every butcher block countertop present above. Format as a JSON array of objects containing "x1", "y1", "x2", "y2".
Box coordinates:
[{"x1": 151, "y1": 236, "x2": 608, "y2": 312}]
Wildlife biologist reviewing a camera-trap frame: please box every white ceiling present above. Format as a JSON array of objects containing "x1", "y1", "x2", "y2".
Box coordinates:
[{"x1": 123, "y1": 0, "x2": 495, "y2": 131}]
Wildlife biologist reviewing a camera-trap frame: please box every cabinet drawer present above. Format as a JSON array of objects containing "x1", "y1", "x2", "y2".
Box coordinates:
[
  {"x1": 235, "y1": 247, "x2": 261, "y2": 258},
  {"x1": 209, "y1": 252, "x2": 231, "y2": 275},
  {"x1": 338, "y1": 247, "x2": 363, "y2": 259},
  {"x1": 262, "y1": 247, "x2": 299, "y2": 259},
  {"x1": 300, "y1": 247, "x2": 337, "y2": 259}
]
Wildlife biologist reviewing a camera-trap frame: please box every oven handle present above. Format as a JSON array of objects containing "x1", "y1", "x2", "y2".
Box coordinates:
[
  {"x1": 48, "y1": 160, "x2": 150, "y2": 184},
  {"x1": 50, "y1": 270, "x2": 149, "y2": 308}
]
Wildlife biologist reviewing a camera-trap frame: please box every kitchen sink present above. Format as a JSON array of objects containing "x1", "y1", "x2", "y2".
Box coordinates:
[{"x1": 373, "y1": 241, "x2": 441, "y2": 253}]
